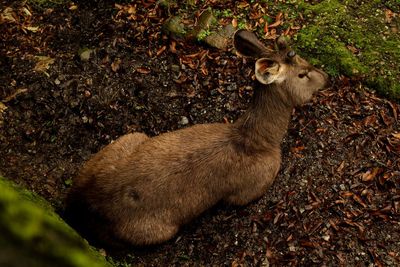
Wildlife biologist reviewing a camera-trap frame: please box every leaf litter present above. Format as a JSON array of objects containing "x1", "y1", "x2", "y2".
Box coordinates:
[{"x1": 0, "y1": 1, "x2": 399, "y2": 266}]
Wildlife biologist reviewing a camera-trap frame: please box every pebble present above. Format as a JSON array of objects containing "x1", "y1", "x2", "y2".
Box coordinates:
[
  {"x1": 322, "y1": 235, "x2": 330, "y2": 241},
  {"x1": 171, "y1": 64, "x2": 180, "y2": 72},
  {"x1": 79, "y1": 48, "x2": 93, "y2": 61},
  {"x1": 179, "y1": 116, "x2": 189, "y2": 125},
  {"x1": 226, "y1": 83, "x2": 237, "y2": 91}
]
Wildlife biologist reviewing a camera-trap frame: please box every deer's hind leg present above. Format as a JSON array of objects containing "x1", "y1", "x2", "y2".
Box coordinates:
[
  {"x1": 74, "y1": 132, "x2": 149, "y2": 186},
  {"x1": 117, "y1": 218, "x2": 179, "y2": 246},
  {"x1": 224, "y1": 182, "x2": 270, "y2": 206}
]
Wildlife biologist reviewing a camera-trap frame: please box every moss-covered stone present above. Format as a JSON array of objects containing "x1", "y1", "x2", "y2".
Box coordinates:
[
  {"x1": 0, "y1": 177, "x2": 111, "y2": 267},
  {"x1": 293, "y1": 0, "x2": 400, "y2": 98}
]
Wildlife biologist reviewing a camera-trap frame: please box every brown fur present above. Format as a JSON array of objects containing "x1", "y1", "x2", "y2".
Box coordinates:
[{"x1": 65, "y1": 30, "x2": 328, "y2": 246}]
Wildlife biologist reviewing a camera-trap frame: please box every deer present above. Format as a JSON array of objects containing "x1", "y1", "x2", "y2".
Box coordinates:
[{"x1": 65, "y1": 29, "x2": 329, "y2": 247}]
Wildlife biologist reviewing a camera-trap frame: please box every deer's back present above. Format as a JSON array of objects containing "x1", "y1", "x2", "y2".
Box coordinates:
[{"x1": 70, "y1": 123, "x2": 280, "y2": 225}]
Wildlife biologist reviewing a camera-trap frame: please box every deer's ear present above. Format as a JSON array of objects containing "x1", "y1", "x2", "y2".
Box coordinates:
[
  {"x1": 255, "y1": 58, "x2": 284, "y2": 85},
  {"x1": 234, "y1": 29, "x2": 272, "y2": 58}
]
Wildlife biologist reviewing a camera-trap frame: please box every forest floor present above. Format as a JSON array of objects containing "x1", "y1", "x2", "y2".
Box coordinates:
[{"x1": 1, "y1": 1, "x2": 400, "y2": 266}]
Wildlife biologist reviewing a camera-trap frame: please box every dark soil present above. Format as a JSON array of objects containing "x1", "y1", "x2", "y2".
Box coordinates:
[{"x1": 1, "y1": 1, "x2": 399, "y2": 266}]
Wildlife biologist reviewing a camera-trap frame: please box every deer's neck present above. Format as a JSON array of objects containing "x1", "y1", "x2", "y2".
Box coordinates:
[{"x1": 233, "y1": 82, "x2": 293, "y2": 152}]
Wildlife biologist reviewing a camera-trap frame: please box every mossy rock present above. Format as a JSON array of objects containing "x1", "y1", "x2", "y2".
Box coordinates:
[
  {"x1": 293, "y1": 0, "x2": 400, "y2": 98},
  {"x1": 0, "y1": 176, "x2": 111, "y2": 267}
]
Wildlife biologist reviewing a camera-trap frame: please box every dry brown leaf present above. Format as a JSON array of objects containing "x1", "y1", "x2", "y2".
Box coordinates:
[
  {"x1": 169, "y1": 41, "x2": 177, "y2": 53},
  {"x1": 136, "y1": 67, "x2": 151, "y2": 74},
  {"x1": 263, "y1": 21, "x2": 268, "y2": 33},
  {"x1": 363, "y1": 114, "x2": 378, "y2": 127},
  {"x1": 127, "y1": 5, "x2": 136, "y2": 14},
  {"x1": 21, "y1": 7, "x2": 32, "y2": 17},
  {"x1": 337, "y1": 161, "x2": 345, "y2": 173},
  {"x1": 0, "y1": 7, "x2": 17, "y2": 23},
  {"x1": 392, "y1": 132, "x2": 400, "y2": 139},
  {"x1": 361, "y1": 167, "x2": 380, "y2": 182},
  {"x1": 291, "y1": 146, "x2": 305, "y2": 153},
  {"x1": 384, "y1": 9, "x2": 395, "y2": 23},
  {"x1": 156, "y1": 46, "x2": 166, "y2": 57},
  {"x1": 0, "y1": 102, "x2": 7, "y2": 113},
  {"x1": 352, "y1": 194, "x2": 367, "y2": 208},
  {"x1": 231, "y1": 18, "x2": 237, "y2": 28},
  {"x1": 380, "y1": 110, "x2": 393, "y2": 126},
  {"x1": 237, "y1": 2, "x2": 249, "y2": 8},
  {"x1": 268, "y1": 20, "x2": 281, "y2": 28},
  {"x1": 34, "y1": 56, "x2": 55, "y2": 72},
  {"x1": 69, "y1": 4, "x2": 78, "y2": 11},
  {"x1": 340, "y1": 191, "x2": 353, "y2": 197},
  {"x1": 2, "y1": 88, "x2": 28, "y2": 103},
  {"x1": 25, "y1": 26, "x2": 40, "y2": 32},
  {"x1": 111, "y1": 58, "x2": 121, "y2": 72},
  {"x1": 388, "y1": 101, "x2": 398, "y2": 122}
]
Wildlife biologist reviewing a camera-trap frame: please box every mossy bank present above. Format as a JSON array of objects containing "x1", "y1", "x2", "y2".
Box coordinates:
[
  {"x1": 294, "y1": 0, "x2": 400, "y2": 98},
  {"x1": 0, "y1": 177, "x2": 111, "y2": 267}
]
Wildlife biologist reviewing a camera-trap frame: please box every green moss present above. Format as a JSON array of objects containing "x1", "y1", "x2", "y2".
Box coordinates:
[
  {"x1": 197, "y1": 29, "x2": 212, "y2": 41},
  {"x1": 0, "y1": 177, "x2": 112, "y2": 267},
  {"x1": 292, "y1": 0, "x2": 400, "y2": 98}
]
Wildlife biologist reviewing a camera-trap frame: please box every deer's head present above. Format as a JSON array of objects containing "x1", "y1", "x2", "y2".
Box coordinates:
[{"x1": 234, "y1": 30, "x2": 329, "y2": 105}]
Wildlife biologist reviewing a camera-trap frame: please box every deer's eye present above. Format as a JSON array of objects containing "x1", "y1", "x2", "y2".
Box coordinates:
[{"x1": 287, "y1": 50, "x2": 296, "y2": 58}]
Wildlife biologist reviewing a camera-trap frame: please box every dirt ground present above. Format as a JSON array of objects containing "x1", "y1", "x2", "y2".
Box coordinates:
[{"x1": 1, "y1": 1, "x2": 399, "y2": 266}]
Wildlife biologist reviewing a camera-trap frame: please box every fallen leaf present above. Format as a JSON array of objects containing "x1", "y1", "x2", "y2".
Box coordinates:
[
  {"x1": 387, "y1": 101, "x2": 398, "y2": 122},
  {"x1": 127, "y1": 5, "x2": 136, "y2": 14},
  {"x1": 337, "y1": 161, "x2": 345, "y2": 173},
  {"x1": 378, "y1": 172, "x2": 392, "y2": 185},
  {"x1": 352, "y1": 194, "x2": 367, "y2": 208},
  {"x1": 291, "y1": 146, "x2": 305, "y2": 153},
  {"x1": 340, "y1": 191, "x2": 353, "y2": 197},
  {"x1": 136, "y1": 67, "x2": 151, "y2": 74},
  {"x1": 111, "y1": 58, "x2": 121, "y2": 72},
  {"x1": 0, "y1": 7, "x2": 16, "y2": 23},
  {"x1": 21, "y1": 7, "x2": 32, "y2": 16},
  {"x1": 34, "y1": 56, "x2": 55, "y2": 72},
  {"x1": 380, "y1": 110, "x2": 393, "y2": 126},
  {"x1": 361, "y1": 167, "x2": 380, "y2": 182},
  {"x1": 231, "y1": 18, "x2": 237, "y2": 28},
  {"x1": 300, "y1": 240, "x2": 319, "y2": 248},
  {"x1": 2, "y1": 88, "x2": 28, "y2": 103},
  {"x1": 384, "y1": 9, "x2": 395, "y2": 23},
  {"x1": 392, "y1": 132, "x2": 400, "y2": 140},
  {"x1": 169, "y1": 41, "x2": 177, "y2": 53},
  {"x1": 69, "y1": 4, "x2": 78, "y2": 11},
  {"x1": 0, "y1": 102, "x2": 7, "y2": 113},
  {"x1": 25, "y1": 26, "x2": 40, "y2": 32},
  {"x1": 363, "y1": 114, "x2": 378, "y2": 127},
  {"x1": 156, "y1": 46, "x2": 166, "y2": 56}
]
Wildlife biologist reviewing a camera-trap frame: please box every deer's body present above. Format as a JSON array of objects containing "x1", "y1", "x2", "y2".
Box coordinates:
[{"x1": 66, "y1": 30, "x2": 328, "y2": 246}]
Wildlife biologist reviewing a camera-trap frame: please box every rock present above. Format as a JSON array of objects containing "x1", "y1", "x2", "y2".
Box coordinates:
[
  {"x1": 0, "y1": 176, "x2": 111, "y2": 267},
  {"x1": 204, "y1": 24, "x2": 235, "y2": 50},
  {"x1": 260, "y1": 257, "x2": 269, "y2": 267},
  {"x1": 226, "y1": 83, "x2": 237, "y2": 91},
  {"x1": 188, "y1": 9, "x2": 216, "y2": 40},
  {"x1": 162, "y1": 15, "x2": 186, "y2": 38},
  {"x1": 170, "y1": 64, "x2": 180, "y2": 72},
  {"x1": 179, "y1": 116, "x2": 189, "y2": 125},
  {"x1": 79, "y1": 48, "x2": 93, "y2": 62}
]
